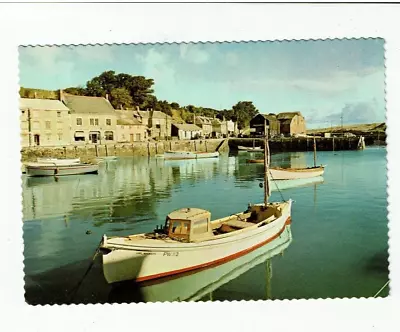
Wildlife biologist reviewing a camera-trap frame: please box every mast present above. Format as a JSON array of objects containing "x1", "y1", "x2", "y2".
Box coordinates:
[
  {"x1": 264, "y1": 119, "x2": 270, "y2": 206},
  {"x1": 313, "y1": 135, "x2": 317, "y2": 167}
]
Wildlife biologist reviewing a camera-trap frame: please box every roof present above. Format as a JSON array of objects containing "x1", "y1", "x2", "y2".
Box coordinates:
[
  {"x1": 276, "y1": 112, "x2": 302, "y2": 120},
  {"x1": 20, "y1": 98, "x2": 70, "y2": 111},
  {"x1": 168, "y1": 208, "x2": 210, "y2": 220},
  {"x1": 117, "y1": 118, "x2": 142, "y2": 126},
  {"x1": 63, "y1": 94, "x2": 115, "y2": 114},
  {"x1": 172, "y1": 123, "x2": 202, "y2": 131},
  {"x1": 256, "y1": 113, "x2": 279, "y2": 122},
  {"x1": 133, "y1": 110, "x2": 172, "y2": 119},
  {"x1": 195, "y1": 116, "x2": 213, "y2": 125}
]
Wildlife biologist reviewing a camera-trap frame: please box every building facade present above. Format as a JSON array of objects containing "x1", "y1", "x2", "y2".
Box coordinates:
[
  {"x1": 62, "y1": 92, "x2": 117, "y2": 144},
  {"x1": 20, "y1": 98, "x2": 71, "y2": 147},
  {"x1": 194, "y1": 116, "x2": 213, "y2": 138},
  {"x1": 276, "y1": 112, "x2": 306, "y2": 136},
  {"x1": 171, "y1": 123, "x2": 202, "y2": 140},
  {"x1": 115, "y1": 110, "x2": 147, "y2": 142},
  {"x1": 132, "y1": 109, "x2": 172, "y2": 140},
  {"x1": 250, "y1": 113, "x2": 280, "y2": 138}
]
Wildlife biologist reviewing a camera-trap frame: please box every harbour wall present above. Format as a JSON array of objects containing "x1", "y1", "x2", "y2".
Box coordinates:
[
  {"x1": 229, "y1": 137, "x2": 363, "y2": 153},
  {"x1": 21, "y1": 139, "x2": 228, "y2": 162}
]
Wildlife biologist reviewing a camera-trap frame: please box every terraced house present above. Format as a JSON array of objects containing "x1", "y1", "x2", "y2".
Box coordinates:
[
  {"x1": 115, "y1": 110, "x2": 147, "y2": 142},
  {"x1": 19, "y1": 98, "x2": 71, "y2": 147},
  {"x1": 61, "y1": 91, "x2": 117, "y2": 144}
]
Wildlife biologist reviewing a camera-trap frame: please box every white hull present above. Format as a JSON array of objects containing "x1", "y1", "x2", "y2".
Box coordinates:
[
  {"x1": 269, "y1": 166, "x2": 325, "y2": 180},
  {"x1": 36, "y1": 158, "x2": 81, "y2": 165},
  {"x1": 133, "y1": 225, "x2": 292, "y2": 302},
  {"x1": 26, "y1": 164, "x2": 99, "y2": 177},
  {"x1": 238, "y1": 145, "x2": 263, "y2": 152},
  {"x1": 101, "y1": 200, "x2": 292, "y2": 284},
  {"x1": 164, "y1": 151, "x2": 219, "y2": 160}
]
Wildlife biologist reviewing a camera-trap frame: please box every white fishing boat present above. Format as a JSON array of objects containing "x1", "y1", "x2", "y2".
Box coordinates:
[
  {"x1": 163, "y1": 151, "x2": 219, "y2": 160},
  {"x1": 238, "y1": 145, "x2": 263, "y2": 152},
  {"x1": 25, "y1": 163, "x2": 99, "y2": 177},
  {"x1": 34, "y1": 158, "x2": 81, "y2": 166},
  {"x1": 100, "y1": 119, "x2": 292, "y2": 284},
  {"x1": 110, "y1": 224, "x2": 292, "y2": 302},
  {"x1": 246, "y1": 136, "x2": 325, "y2": 180}
]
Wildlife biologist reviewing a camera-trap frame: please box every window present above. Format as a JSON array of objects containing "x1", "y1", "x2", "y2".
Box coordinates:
[
  {"x1": 45, "y1": 121, "x2": 51, "y2": 130},
  {"x1": 135, "y1": 133, "x2": 141, "y2": 141},
  {"x1": 95, "y1": 118, "x2": 99, "y2": 125},
  {"x1": 104, "y1": 131, "x2": 114, "y2": 141},
  {"x1": 170, "y1": 221, "x2": 190, "y2": 235},
  {"x1": 90, "y1": 118, "x2": 94, "y2": 126},
  {"x1": 58, "y1": 134, "x2": 62, "y2": 141},
  {"x1": 193, "y1": 218, "x2": 208, "y2": 234},
  {"x1": 106, "y1": 118, "x2": 111, "y2": 126},
  {"x1": 47, "y1": 134, "x2": 51, "y2": 141},
  {"x1": 57, "y1": 111, "x2": 61, "y2": 118},
  {"x1": 155, "y1": 124, "x2": 161, "y2": 129},
  {"x1": 74, "y1": 131, "x2": 85, "y2": 142},
  {"x1": 76, "y1": 118, "x2": 82, "y2": 126}
]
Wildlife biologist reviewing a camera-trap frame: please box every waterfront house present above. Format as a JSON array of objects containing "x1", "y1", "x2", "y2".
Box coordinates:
[
  {"x1": 212, "y1": 118, "x2": 238, "y2": 138},
  {"x1": 132, "y1": 108, "x2": 172, "y2": 140},
  {"x1": 194, "y1": 116, "x2": 213, "y2": 138},
  {"x1": 61, "y1": 91, "x2": 117, "y2": 144},
  {"x1": 171, "y1": 123, "x2": 202, "y2": 140},
  {"x1": 20, "y1": 98, "x2": 71, "y2": 147},
  {"x1": 276, "y1": 112, "x2": 306, "y2": 137},
  {"x1": 115, "y1": 110, "x2": 147, "y2": 142},
  {"x1": 250, "y1": 113, "x2": 280, "y2": 138}
]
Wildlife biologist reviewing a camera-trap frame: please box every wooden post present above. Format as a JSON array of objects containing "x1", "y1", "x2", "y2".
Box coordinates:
[
  {"x1": 74, "y1": 146, "x2": 77, "y2": 157},
  {"x1": 155, "y1": 142, "x2": 158, "y2": 155},
  {"x1": 95, "y1": 144, "x2": 99, "y2": 157},
  {"x1": 147, "y1": 141, "x2": 150, "y2": 157},
  {"x1": 194, "y1": 140, "x2": 197, "y2": 152},
  {"x1": 264, "y1": 119, "x2": 270, "y2": 207},
  {"x1": 63, "y1": 146, "x2": 67, "y2": 157},
  {"x1": 114, "y1": 144, "x2": 116, "y2": 156},
  {"x1": 169, "y1": 141, "x2": 172, "y2": 151},
  {"x1": 105, "y1": 144, "x2": 108, "y2": 156},
  {"x1": 313, "y1": 136, "x2": 317, "y2": 167},
  {"x1": 332, "y1": 136, "x2": 335, "y2": 152},
  {"x1": 205, "y1": 140, "x2": 208, "y2": 152}
]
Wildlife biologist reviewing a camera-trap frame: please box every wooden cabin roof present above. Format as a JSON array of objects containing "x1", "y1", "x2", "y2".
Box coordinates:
[{"x1": 167, "y1": 208, "x2": 210, "y2": 220}]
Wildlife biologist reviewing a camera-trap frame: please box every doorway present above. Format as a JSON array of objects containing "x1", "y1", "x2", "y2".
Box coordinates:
[
  {"x1": 89, "y1": 131, "x2": 100, "y2": 144},
  {"x1": 34, "y1": 134, "x2": 40, "y2": 146}
]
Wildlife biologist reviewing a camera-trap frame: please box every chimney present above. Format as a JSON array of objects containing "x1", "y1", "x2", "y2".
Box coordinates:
[
  {"x1": 59, "y1": 89, "x2": 63, "y2": 102},
  {"x1": 34, "y1": 91, "x2": 37, "y2": 99},
  {"x1": 105, "y1": 93, "x2": 109, "y2": 100}
]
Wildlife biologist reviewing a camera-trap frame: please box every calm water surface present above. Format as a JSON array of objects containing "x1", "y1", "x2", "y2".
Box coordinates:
[{"x1": 22, "y1": 147, "x2": 389, "y2": 304}]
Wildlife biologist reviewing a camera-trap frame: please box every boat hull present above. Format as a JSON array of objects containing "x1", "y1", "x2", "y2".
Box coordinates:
[
  {"x1": 164, "y1": 151, "x2": 219, "y2": 160},
  {"x1": 36, "y1": 158, "x2": 81, "y2": 165},
  {"x1": 238, "y1": 145, "x2": 263, "y2": 152},
  {"x1": 269, "y1": 166, "x2": 325, "y2": 180},
  {"x1": 26, "y1": 164, "x2": 99, "y2": 177},
  {"x1": 101, "y1": 200, "x2": 292, "y2": 284}
]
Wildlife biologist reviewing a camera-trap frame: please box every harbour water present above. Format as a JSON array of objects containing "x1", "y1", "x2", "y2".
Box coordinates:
[{"x1": 22, "y1": 147, "x2": 389, "y2": 304}]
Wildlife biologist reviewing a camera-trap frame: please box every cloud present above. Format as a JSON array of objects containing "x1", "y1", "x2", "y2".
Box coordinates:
[{"x1": 179, "y1": 44, "x2": 209, "y2": 64}]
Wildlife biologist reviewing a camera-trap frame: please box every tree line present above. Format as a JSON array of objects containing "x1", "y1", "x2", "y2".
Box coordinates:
[{"x1": 21, "y1": 70, "x2": 259, "y2": 130}]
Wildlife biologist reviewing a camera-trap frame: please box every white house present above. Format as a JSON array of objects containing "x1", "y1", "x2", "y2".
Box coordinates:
[{"x1": 171, "y1": 123, "x2": 202, "y2": 140}]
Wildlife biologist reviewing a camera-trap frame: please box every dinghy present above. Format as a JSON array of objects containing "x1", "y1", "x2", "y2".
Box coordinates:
[
  {"x1": 35, "y1": 158, "x2": 81, "y2": 166},
  {"x1": 100, "y1": 118, "x2": 292, "y2": 284},
  {"x1": 238, "y1": 145, "x2": 263, "y2": 152}
]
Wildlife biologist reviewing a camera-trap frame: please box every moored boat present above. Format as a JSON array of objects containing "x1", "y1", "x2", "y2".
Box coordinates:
[
  {"x1": 34, "y1": 158, "x2": 81, "y2": 166},
  {"x1": 100, "y1": 118, "x2": 292, "y2": 284},
  {"x1": 163, "y1": 151, "x2": 219, "y2": 160},
  {"x1": 26, "y1": 163, "x2": 99, "y2": 177},
  {"x1": 238, "y1": 145, "x2": 263, "y2": 152}
]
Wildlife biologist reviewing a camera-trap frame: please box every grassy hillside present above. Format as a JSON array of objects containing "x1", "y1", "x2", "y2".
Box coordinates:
[
  {"x1": 19, "y1": 87, "x2": 60, "y2": 100},
  {"x1": 307, "y1": 122, "x2": 386, "y2": 134}
]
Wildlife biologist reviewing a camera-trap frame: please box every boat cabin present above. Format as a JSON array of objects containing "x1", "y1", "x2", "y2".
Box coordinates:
[{"x1": 166, "y1": 208, "x2": 213, "y2": 242}]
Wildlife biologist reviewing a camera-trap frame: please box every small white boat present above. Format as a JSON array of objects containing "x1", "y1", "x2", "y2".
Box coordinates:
[
  {"x1": 26, "y1": 163, "x2": 99, "y2": 177},
  {"x1": 269, "y1": 166, "x2": 325, "y2": 180},
  {"x1": 238, "y1": 145, "x2": 263, "y2": 152},
  {"x1": 163, "y1": 151, "x2": 219, "y2": 160},
  {"x1": 35, "y1": 158, "x2": 81, "y2": 166},
  {"x1": 100, "y1": 118, "x2": 292, "y2": 284},
  {"x1": 95, "y1": 156, "x2": 118, "y2": 162}
]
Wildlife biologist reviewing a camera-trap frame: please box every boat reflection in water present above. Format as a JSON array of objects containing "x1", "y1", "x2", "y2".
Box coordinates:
[{"x1": 109, "y1": 224, "x2": 293, "y2": 303}]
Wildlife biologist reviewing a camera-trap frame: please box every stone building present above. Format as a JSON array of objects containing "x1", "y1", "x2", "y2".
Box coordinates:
[
  {"x1": 249, "y1": 113, "x2": 280, "y2": 138},
  {"x1": 61, "y1": 92, "x2": 117, "y2": 144},
  {"x1": 276, "y1": 112, "x2": 306, "y2": 137},
  {"x1": 115, "y1": 110, "x2": 147, "y2": 143},
  {"x1": 194, "y1": 116, "x2": 213, "y2": 138},
  {"x1": 20, "y1": 98, "x2": 71, "y2": 147},
  {"x1": 132, "y1": 109, "x2": 172, "y2": 140},
  {"x1": 171, "y1": 123, "x2": 202, "y2": 140},
  {"x1": 212, "y1": 118, "x2": 238, "y2": 138}
]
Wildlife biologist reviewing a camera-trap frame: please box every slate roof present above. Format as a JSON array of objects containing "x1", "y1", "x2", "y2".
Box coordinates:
[
  {"x1": 195, "y1": 116, "x2": 213, "y2": 125},
  {"x1": 133, "y1": 110, "x2": 172, "y2": 119},
  {"x1": 276, "y1": 112, "x2": 302, "y2": 120},
  {"x1": 63, "y1": 94, "x2": 115, "y2": 114},
  {"x1": 20, "y1": 98, "x2": 70, "y2": 111},
  {"x1": 256, "y1": 113, "x2": 279, "y2": 122},
  {"x1": 117, "y1": 118, "x2": 143, "y2": 126},
  {"x1": 172, "y1": 123, "x2": 202, "y2": 131}
]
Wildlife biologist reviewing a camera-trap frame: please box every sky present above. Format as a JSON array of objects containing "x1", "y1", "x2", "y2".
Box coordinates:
[{"x1": 19, "y1": 38, "x2": 385, "y2": 129}]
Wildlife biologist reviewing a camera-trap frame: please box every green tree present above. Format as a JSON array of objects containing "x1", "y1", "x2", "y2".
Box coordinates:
[
  {"x1": 232, "y1": 101, "x2": 259, "y2": 129},
  {"x1": 110, "y1": 87, "x2": 133, "y2": 109},
  {"x1": 170, "y1": 102, "x2": 180, "y2": 109},
  {"x1": 64, "y1": 86, "x2": 86, "y2": 95}
]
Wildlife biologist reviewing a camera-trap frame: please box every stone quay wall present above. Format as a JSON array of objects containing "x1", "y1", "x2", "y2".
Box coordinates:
[{"x1": 21, "y1": 138, "x2": 228, "y2": 162}]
